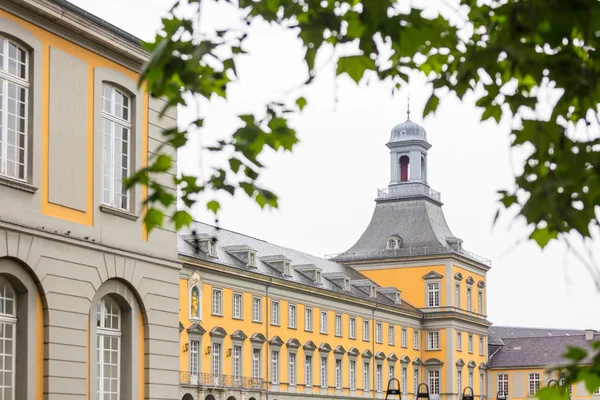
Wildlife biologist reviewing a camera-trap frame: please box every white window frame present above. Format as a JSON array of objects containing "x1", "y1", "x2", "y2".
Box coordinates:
[
  {"x1": 468, "y1": 334, "x2": 474, "y2": 353},
  {"x1": 497, "y1": 373, "x2": 509, "y2": 397},
  {"x1": 271, "y1": 300, "x2": 280, "y2": 326},
  {"x1": 350, "y1": 360, "x2": 356, "y2": 390},
  {"x1": 528, "y1": 373, "x2": 540, "y2": 396},
  {"x1": 271, "y1": 350, "x2": 279, "y2": 384},
  {"x1": 335, "y1": 359, "x2": 342, "y2": 389},
  {"x1": 467, "y1": 287, "x2": 472, "y2": 311},
  {"x1": 456, "y1": 283, "x2": 461, "y2": 308},
  {"x1": 458, "y1": 370, "x2": 462, "y2": 398},
  {"x1": 97, "y1": 296, "x2": 121, "y2": 400},
  {"x1": 189, "y1": 340, "x2": 200, "y2": 377},
  {"x1": 320, "y1": 356, "x2": 328, "y2": 388},
  {"x1": 305, "y1": 355, "x2": 313, "y2": 387},
  {"x1": 288, "y1": 352, "x2": 296, "y2": 385},
  {"x1": 363, "y1": 320, "x2": 370, "y2": 341},
  {"x1": 429, "y1": 370, "x2": 440, "y2": 394},
  {"x1": 401, "y1": 327, "x2": 408, "y2": 348},
  {"x1": 376, "y1": 364, "x2": 383, "y2": 392},
  {"x1": 469, "y1": 371, "x2": 474, "y2": 388},
  {"x1": 0, "y1": 37, "x2": 29, "y2": 182},
  {"x1": 335, "y1": 314, "x2": 342, "y2": 337},
  {"x1": 480, "y1": 373, "x2": 485, "y2": 399},
  {"x1": 376, "y1": 322, "x2": 383, "y2": 343},
  {"x1": 427, "y1": 331, "x2": 440, "y2": 350},
  {"x1": 389, "y1": 364, "x2": 395, "y2": 381},
  {"x1": 402, "y1": 367, "x2": 408, "y2": 394},
  {"x1": 288, "y1": 304, "x2": 297, "y2": 329},
  {"x1": 389, "y1": 325, "x2": 395, "y2": 346},
  {"x1": 211, "y1": 288, "x2": 223, "y2": 316},
  {"x1": 232, "y1": 292, "x2": 243, "y2": 319},
  {"x1": 320, "y1": 310, "x2": 328, "y2": 334},
  {"x1": 350, "y1": 317, "x2": 356, "y2": 339},
  {"x1": 414, "y1": 369, "x2": 419, "y2": 395},
  {"x1": 479, "y1": 336, "x2": 485, "y2": 356},
  {"x1": 457, "y1": 331, "x2": 462, "y2": 351},
  {"x1": 363, "y1": 362, "x2": 370, "y2": 391},
  {"x1": 252, "y1": 296, "x2": 262, "y2": 322},
  {"x1": 211, "y1": 343, "x2": 221, "y2": 376},
  {"x1": 478, "y1": 290, "x2": 483, "y2": 314},
  {"x1": 427, "y1": 282, "x2": 440, "y2": 307},
  {"x1": 232, "y1": 345, "x2": 242, "y2": 379},
  {"x1": 101, "y1": 83, "x2": 132, "y2": 210},
  {"x1": 252, "y1": 349, "x2": 261, "y2": 378},
  {"x1": 414, "y1": 330, "x2": 419, "y2": 349},
  {"x1": 305, "y1": 308, "x2": 313, "y2": 332}
]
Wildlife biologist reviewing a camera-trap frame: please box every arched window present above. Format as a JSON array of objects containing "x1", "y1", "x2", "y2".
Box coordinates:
[
  {"x1": 190, "y1": 286, "x2": 200, "y2": 319},
  {"x1": 0, "y1": 277, "x2": 16, "y2": 399},
  {"x1": 0, "y1": 36, "x2": 29, "y2": 181},
  {"x1": 399, "y1": 155, "x2": 410, "y2": 182},
  {"x1": 101, "y1": 83, "x2": 132, "y2": 210},
  {"x1": 97, "y1": 296, "x2": 121, "y2": 400},
  {"x1": 421, "y1": 154, "x2": 427, "y2": 182}
]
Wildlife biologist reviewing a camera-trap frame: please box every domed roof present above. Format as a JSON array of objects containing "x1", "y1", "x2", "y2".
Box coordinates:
[{"x1": 389, "y1": 117, "x2": 428, "y2": 144}]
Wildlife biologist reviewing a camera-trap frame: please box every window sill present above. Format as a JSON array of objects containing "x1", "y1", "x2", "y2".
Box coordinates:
[
  {"x1": 288, "y1": 326, "x2": 297, "y2": 330},
  {"x1": 100, "y1": 204, "x2": 139, "y2": 221},
  {"x1": 251, "y1": 320, "x2": 262, "y2": 324},
  {"x1": 211, "y1": 313, "x2": 223, "y2": 317},
  {"x1": 349, "y1": 337, "x2": 356, "y2": 340},
  {"x1": 232, "y1": 317, "x2": 243, "y2": 321},
  {"x1": 271, "y1": 323, "x2": 280, "y2": 327},
  {"x1": 0, "y1": 175, "x2": 38, "y2": 193},
  {"x1": 305, "y1": 329, "x2": 313, "y2": 333}
]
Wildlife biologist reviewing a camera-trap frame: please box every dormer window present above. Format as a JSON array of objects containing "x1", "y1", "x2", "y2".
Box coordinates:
[
  {"x1": 283, "y1": 262, "x2": 291, "y2": 277},
  {"x1": 248, "y1": 252, "x2": 256, "y2": 268},
  {"x1": 370, "y1": 285, "x2": 377, "y2": 299},
  {"x1": 387, "y1": 239, "x2": 396, "y2": 249},
  {"x1": 395, "y1": 292, "x2": 401, "y2": 305},
  {"x1": 207, "y1": 240, "x2": 217, "y2": 257},
  {"x1": 315, "y1": 271, "x2": 322, "y2": 284},
  {"x1": 344, "y1": 278, "x2": 351, "y2": 292},
  {"x1": 385, "y1": 235, "x2": 402, "y2": 250}
]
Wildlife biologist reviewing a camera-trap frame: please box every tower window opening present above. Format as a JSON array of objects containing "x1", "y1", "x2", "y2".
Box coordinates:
[
  {"x1": 421, "y1": 154, "x2": 427, "y2": 182},
  {"x1": 399, "y1": 155, "x2": 410, "y2": 182}
]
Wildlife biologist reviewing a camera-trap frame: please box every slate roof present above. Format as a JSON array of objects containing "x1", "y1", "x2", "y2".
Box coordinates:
[
  {"x1": 179, "y1": 222, "x2": 422, "y2": 316},
  {"x1": 389, "y1": 117, "x2": 429, "y2": 144},
  {"x1": 488, "y1": 326, "x2": 599, "y2": 369}
]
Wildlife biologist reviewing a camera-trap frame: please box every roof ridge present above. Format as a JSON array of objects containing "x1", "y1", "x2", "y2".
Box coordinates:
[{"x1": 492, "y1": 325, "x2": 585, "y2": 331}]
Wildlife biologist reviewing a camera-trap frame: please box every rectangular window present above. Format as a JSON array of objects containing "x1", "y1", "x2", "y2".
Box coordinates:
[
  {"x1": 467, "y1": 287, "x2": 472, "y2": 311},
  {"x1": 414, "y1": 330, "x2": 419, "y2": 349},
  {"x1": 458, "y1": 370, "x2": 462, "y2": 399},
  {"x1": 252, "y1": 349, "x2": 261, "y2": 378},
  {"x1": 456, "y1": 283, "x2": 461, "y2": 308},
  {"x1": 559, "y1": 378, "x2": 573, "y2": 395},
  {"x1": 363, "y1": 320, "x2": 370, "y2": 341},
  {"x1": 0, "y1": 38, "x2": 29, "y2": 182},
  {"x1": 320, "y1": 311, "x2": 328, "y2": 334},
  {"x1": 305, "y1": 355, "x2": 313, "y2": 387},
  {"x1": 350, "y1": 317, "x2": 357, "y2": 339},
  {"x1": 427, "y1": 331, "x2": 440, "y2": 350},
  {"x1": 414, "y1": 369, "x2": 419, "y2": 395},
  {"x1": 271, "y1": 350, "x2": 279, "y2": 384},
  {"x1": 469, "y1": 371, "x2": 474, "y2": 388},
  {"x1": 335, "y1": 314, "x2": 342, "y2": 337},
  {"x1": 389, "y1": 325, "x2": 395, "y2": 346},
  {"x1": 335, "y1": 359, "x2": 342, "y2": 389},
  {"x1": 401, "y1": 327, "x2": 408, "y2": 348},
  {"x1": 429, "y1": 370, "x2": 440, "y2": 394},
  {"x1": 271, "y1": 300, "x2": 280, "y2": 325},
  {"x1": 457, "y1": 331, "x2": 462, "y2": 351},
  {"x1": 212, "y1": 343, "x2": 221, "y2": 375},
  {"x1": 288, "y1": 304, "x2": 297, "y2": 329},
  {"x1": 320, "y1": 357, "x2": 327, "y2": 388},
  {"x1": 529, "y1": 373, "x2": 540, "y2": 396},
  {"x1": 402, "y1": 367, "x2": 407, "y2": 394},
  {"x1": 288, "y1": 353, "x2": 296, "y2": 385},
  {"x1": 189, "y1": 340, "x2": 199, "y2": 376},
  {"x1": 97, "y1": 331, "x2": 119, "y2": 400},
  {"x1": 232, "y1": 292, "x2": 243, "y2": 319},
  {"x1": 350, "y1": 360, "x2": 356, "y2": 390},
  {"x1": 389, "y1": 365, "x2": 395, "y2": 380},
  {"x1": 376, "y1": 322, "x2": 382, "y2": 343},
  {"x1": 376, "y1": 364, "x2": 383, "y2": 392},
  {"x1": 252, "y1": 297, "x2": 262, "y2": 322},
  {"x1": 101, "y1": 84, "x2": 132, "y2": 209},
  {"x1": 480, "y1": 373, "x2": 484, "y2": 399},
  {"x1": 233, "y1": 345, "x2": 241, "y2": 378},
  {"x1": 212, "y1": 289, "x2": 222, "y2": 315},
  {"x1": 497, "y1": 374, "x2": 509, "y2": 397},
  {"x1": 478, "y1": 290, "x2": 483, "y2": 314},
  {"x1": 427, "y1": 282, "x2": 440, "y2": 307},
  {"x1": 479, "y1": 337, "x2": 485, "y2": 356},
  {"x1": 468, "y1": 334, "x2": 474, "y2": 353},
  {"x1": 363, "y1": 362, "x2": 370, "y2": 391},
  {"x1": 305, "y1": 308, "x2": 313, "y2": 331}
]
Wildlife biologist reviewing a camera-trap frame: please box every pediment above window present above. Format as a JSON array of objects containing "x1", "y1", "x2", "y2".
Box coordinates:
[
  {"x1": 412, "y1": 357, "x2": 422, "y2": 366},
  {"x1": 362, "y1": 349, "x2": 373, "y2": 359},
  {"x1": 286, "y1": 338, "x2": 301, "y2": 349},
  {"x1": 375, "y1": 351, "x2": 386, "y2": 360},
  {"x1": 388, "y1": 353, "x2": 398, "y2": 362},
  {"x1": 250, "y1": 333, "x2": 267, "y2": 344},
  {"x1": 230, "y1": 329, "x2": 247, "y2": 341},
  {"x1": 454, "y1": 272, "x2": 463, "y2": 281},
  {"x1": 303, "y1": 340, "x2": 317, "y2": 351},
  {"x1": 479, "y1": 362, "x2": 487, "y2": 370},
  {"x1": 477, "y1": 280, "x2": 485, "y2": 288},
  {"x1": 209, "y1": 326, "x2": 226, "y2": 338},
  {"x1": 456, "y1": 358, "x2": 465, "y2": 367},
  {"x1": 187, "y1": 322, "x2": 206, "y2": 336},
  {"x1": 422, "y1": 271, "x2": 443, "y2": 280},
  {"x1": 423, "y1": 358, "x2": 444, "y2": 366},
  {"x1": 334, "y1": 345, "x2": 346, "y2": 355},
  {"x1": 400, "y1": 355, "x2": 411, "y2": 364},
  {"x1": 466, "y1": 276, "x2": 475, "y2": 285},
  {"x1": 347, "y1": 347, "x2": 360, "y2": 357},
  {"x1": 468, "y1": 360, "x2": 477, "y2": 369},
  {"x1": 318, "y1": 343, "x2": 332, "y2": 353},
  {"x1": 269, "y1": 336, "x2": 284, "y2": 346}
]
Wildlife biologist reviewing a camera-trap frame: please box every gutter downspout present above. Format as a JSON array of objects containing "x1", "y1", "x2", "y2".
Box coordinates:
[{"x1": 265, "y1": 278, "x2": 273, "y2": 400}]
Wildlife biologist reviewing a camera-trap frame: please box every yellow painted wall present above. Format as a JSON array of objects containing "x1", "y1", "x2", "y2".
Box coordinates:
[
  {"x1": 0, "y1": 11, "x2": 148, "y2": 236},
  {"x1": 180, "y1": 278, "x2": 427, "y2": 396},
  {"x1": 359, "y1": 265, "x2": 446, "y2": 308},
  {"x1": 452, "y1": 266, "x2": 485, "y2": 313}
]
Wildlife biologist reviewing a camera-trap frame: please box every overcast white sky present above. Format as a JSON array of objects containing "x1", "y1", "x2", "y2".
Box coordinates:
[{"x1": 71, "y1": 0, "x2": 600, "y2": 329}]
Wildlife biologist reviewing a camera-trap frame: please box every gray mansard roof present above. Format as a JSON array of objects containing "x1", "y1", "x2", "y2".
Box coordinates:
[
  {"x1": 178, "y1": 222, "x2": 422, "y2": 315},
  {"x1": 487, "y1": 326, "x2": 599, "y2": 369}
]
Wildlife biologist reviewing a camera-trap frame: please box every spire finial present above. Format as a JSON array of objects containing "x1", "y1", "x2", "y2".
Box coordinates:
[{"x1": 407, "y1": 92, "x2": 411, "y2": 119}]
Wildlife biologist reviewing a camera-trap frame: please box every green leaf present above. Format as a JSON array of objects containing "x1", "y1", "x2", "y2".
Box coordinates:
[
  {"x1": 481, "y1": 105, "x2": 502, "y2": 123},
  {"x1": 423, "y1": 93, "x2": 440, "y2": 118},
  {"x1": 144, "y1": 208, "x2": 164, "y2": 234},
  {"x1": 529, "y1": 227, "x2": 558, "y2": 248},
  {"x1": 578, "y1": 369, "x2": 600, "y2": 394},
  {"x1": 206, "y1": 200, "x2": 221, "y2": 214},
  {"x1": 296, "y1": 96, "x2": 307, "y2": 111},
  {"x1": 537, "y1": 386, "x2": 569, "y2": 400},
  {"x1": 172, "y1": 210, "x2": 193, "y2": 230},
  {"x1": 564, "y1": 346, "x2": 588, "y2": 362},
  {"x1": 149, "y1": 154, "x2": 173, "y2": 172},
  {"x1": 336, "y1": 55, "x2": 376, "y2": 84},
  {"x1": 229, "y1": 157, "x2": 242, "y2": 173}
]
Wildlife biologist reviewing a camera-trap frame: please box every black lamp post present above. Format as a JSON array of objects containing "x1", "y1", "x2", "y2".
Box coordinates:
[
  {"x1": 386, "y1": 377, "x2": 402, "y2": 400},
  {"x1": 417, "y1": 383, "x2": 431, "y2": 400},
  {"x1": 463, "y1": 386, "x2": 475, "y2": 400}
]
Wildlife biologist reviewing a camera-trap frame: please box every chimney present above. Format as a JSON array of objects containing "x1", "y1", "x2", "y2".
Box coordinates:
[{"x1": 585, "y1": 329, "x2": 595, "y2": 341}]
